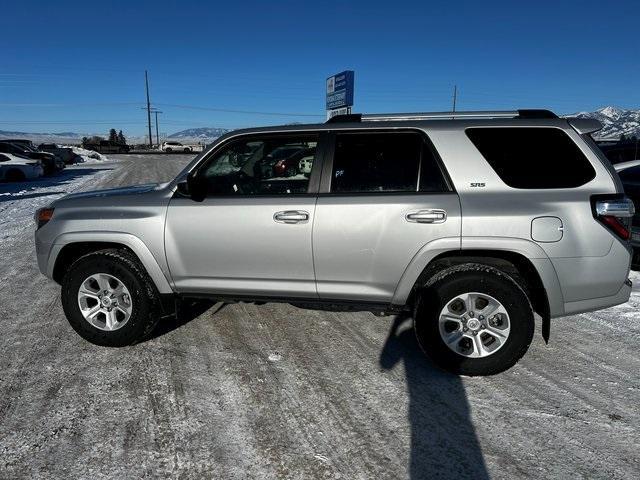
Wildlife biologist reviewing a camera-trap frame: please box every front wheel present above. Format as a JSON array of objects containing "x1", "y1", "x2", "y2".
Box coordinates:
[
  {"x1": 61, "y1": 249, "x2": 162, "y2": 347},
  {"x1": 414, "y1": 263, "x2": 534, "y2": 376}
]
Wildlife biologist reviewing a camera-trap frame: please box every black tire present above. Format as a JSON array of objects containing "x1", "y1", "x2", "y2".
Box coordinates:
[
  {"x1": 414, "y1": 263, "x2": 534, "y2": 376},
  {"x1": 5, "y1": 169, "x2": 26, "y2": 182},
  {"x1": 61, "y1": 249, "x2": 162, "y2": 347},
  {"x1": 183, "y1": 148, "x2": 190, "y2": 152},
  {"x1": 165, "y1": 148, "x2": 172, "y2": 153}
]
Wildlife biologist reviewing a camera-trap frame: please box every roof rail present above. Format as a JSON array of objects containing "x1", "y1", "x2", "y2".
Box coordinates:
[
  {"x1": 361, "y1": 110, "x2": 519, "y2": 121},
  {"x1": 326, "y1": 109, "x2": 557, "y2": 123}
]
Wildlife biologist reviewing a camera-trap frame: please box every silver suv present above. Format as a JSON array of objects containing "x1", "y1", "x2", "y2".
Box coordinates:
[{"x1": 34, "y1": 110, "x2": 635, "y2": 375}]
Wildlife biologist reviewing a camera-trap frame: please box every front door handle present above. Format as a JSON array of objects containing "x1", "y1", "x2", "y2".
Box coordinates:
[
  {"x1": 406, "y1": 209, "x2": 447, "y2": 224},
  {"x1": 273, "y1": 210, "x2": 309, "y2": 224}
]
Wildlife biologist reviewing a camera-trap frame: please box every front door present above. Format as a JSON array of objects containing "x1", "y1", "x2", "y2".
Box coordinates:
[{"x1": 165, "y1": 132, "x2": 324, "y2": 299}]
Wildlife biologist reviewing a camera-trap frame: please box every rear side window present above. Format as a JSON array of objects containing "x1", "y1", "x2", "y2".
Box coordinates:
[
  {"x1": 330, "y1": 132, "x2": 448, "y2": 193},
  {"x1": 466, "y1": 127, "x2": 596, "y2": 189}
]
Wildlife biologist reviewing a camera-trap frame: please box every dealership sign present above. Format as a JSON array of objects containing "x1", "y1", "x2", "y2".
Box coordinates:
[{"x1": 326, "y1": 70, "x2": 354, "y2": 111}]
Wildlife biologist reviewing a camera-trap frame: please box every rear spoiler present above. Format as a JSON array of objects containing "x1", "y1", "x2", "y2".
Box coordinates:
[{"x1": 567, "y1": 118, "x2": 602, "y2": 135}]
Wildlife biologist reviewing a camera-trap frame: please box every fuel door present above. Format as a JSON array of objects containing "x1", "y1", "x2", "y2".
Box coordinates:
[{"x1": 531, "y1": 216, "x2": 563, "y2": 243}]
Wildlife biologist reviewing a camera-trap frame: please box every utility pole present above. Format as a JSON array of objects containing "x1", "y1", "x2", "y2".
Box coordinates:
[
  {"x1": 452, "y1": 85, "x2": 457, "y2": 114},
  {"x1": 145, "y1": 70, "x2": 153, "y2": 147},
  {"x1": 154, "y1": 110, "x2": 163, "y2": 147}
]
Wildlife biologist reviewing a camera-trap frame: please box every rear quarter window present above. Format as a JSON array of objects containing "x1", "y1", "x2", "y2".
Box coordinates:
[{"x1": 465, "y1": 127, "x2": 596, "y2": 189}]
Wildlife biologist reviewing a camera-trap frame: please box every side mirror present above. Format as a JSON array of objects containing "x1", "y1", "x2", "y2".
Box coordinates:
[
  {"x1": 186, "y1": 172, "x2": 207, "y2": 202},
  {"x1": 176, "y1": 179, "x2": 191, "y2": 197}
]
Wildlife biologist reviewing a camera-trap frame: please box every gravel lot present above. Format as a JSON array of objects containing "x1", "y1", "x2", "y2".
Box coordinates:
[{"x1": 0, "y1": 154, "x2": 638, "y2": 479}]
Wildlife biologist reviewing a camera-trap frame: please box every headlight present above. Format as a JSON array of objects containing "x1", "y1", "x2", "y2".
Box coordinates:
[{"x1": 35, "y1": 207, "x2": 55, "y2": 229}]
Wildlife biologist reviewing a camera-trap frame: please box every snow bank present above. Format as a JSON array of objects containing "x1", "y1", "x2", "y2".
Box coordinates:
[{"x1": 61, "y1": 146, "x2": 109, "y2": 163}]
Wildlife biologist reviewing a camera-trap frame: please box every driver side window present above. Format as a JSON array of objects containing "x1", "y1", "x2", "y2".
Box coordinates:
[{"x1": 199, "y1": 134, "x2": 319, "y2": 196}]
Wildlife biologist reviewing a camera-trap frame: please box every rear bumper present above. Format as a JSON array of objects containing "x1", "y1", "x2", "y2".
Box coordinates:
[{"x1": 563, "y1": 278, "x2": 632, "y2": 316}]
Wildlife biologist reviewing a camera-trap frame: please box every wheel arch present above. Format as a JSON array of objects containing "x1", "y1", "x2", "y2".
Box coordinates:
[
  {"x1": 49, "y1": 233, "x2": 173, "y2": 294},
  {"x1": 394, "y1": 246, "x2": 563, "y2": 342}
]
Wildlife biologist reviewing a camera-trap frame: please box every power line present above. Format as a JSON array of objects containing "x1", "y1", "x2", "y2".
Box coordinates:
[{"x1": 156, "y1": 103, "x2": 324, "y2": 118}]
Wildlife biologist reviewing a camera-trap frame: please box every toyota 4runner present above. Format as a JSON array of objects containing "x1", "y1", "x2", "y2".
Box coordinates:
[{"x1": 34, "y1": 109, "x2": 635, "y2": 375}]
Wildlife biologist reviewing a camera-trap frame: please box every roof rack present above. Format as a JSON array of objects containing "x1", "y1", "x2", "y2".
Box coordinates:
[{"x1": 326, "y1": 109, "x2": 557, "y2": 123}]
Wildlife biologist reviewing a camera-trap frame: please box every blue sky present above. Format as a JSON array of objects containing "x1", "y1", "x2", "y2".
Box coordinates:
[{"x1": 1, "y1": 0, "x2": 639, "y2": 136}]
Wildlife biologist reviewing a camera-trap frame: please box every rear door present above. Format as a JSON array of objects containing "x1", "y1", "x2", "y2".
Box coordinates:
[{"x1": 313, "y1": 130, "x2": 461, "y2": 304}]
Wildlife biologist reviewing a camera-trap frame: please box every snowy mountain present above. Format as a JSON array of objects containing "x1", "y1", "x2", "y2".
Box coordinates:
[
  {"x1": 568, "y1": 106, "x2": 640, "y2": 139},
  {"x1": 168, "y1": 127, "x2": 230, "y2": 142},
  {"x1": 0, "y1": 129, "x2": 86, "y2": 144}
]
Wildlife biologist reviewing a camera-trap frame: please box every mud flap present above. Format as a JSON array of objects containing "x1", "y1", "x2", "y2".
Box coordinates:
[{"x1": 542, "y1": 314, "x2": 550, "y2": 344}]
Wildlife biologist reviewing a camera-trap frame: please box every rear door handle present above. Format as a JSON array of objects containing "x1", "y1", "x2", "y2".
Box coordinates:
[
  {"x1": 273, "y1": 210, "x2": 309, "y2": 224},
  {"x1": 406, "y1": 209, "x2": 447, "y2": 224}
]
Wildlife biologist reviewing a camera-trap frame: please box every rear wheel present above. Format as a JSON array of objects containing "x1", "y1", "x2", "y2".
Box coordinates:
[
  {"x1": 414, "y1": 263, "x2": 534, "y2": 376},
  {"x1": 61, "y1": 249, "x2": 161, "y2": 347},
  {"x1": 165, "y1": 147, "x2": 172, "y2": 152}
]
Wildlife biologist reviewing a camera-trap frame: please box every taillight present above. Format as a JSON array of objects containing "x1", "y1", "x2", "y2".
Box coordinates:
[
  {"x1": 594, "y1": 197, "x2": 635, "y2": 241},
  {"x1": 35, "y1": 207, "x2": 54, "y2": 229}
]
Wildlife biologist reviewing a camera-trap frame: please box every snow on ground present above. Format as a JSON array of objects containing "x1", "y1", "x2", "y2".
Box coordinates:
[{"x1": 0, "y1": 163, "x2": 114, "y2": 243}]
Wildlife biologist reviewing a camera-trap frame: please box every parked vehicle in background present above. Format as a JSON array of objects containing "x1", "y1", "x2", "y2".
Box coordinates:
[
  {"x1": 273, "y1": 147, "x2": 316, "y2": 177},
  {"x1": 83, "y1": 140, "x2": 129, "y2": 154},
  {"x1": 613, "y1": 160, "x2": 640, "y2": 173},
  {"x1": 616, "y1": 164, "x2": 640, "y2": 269},
  {"x1": 1, "y1": 138, "x2": 37, "y2": 149},
  {"x1": 161, "y1": 141, "x2": 192, "y2": 153},
  {"x1": 35, "y1": 109, "x2": 634, "y2": 376},
  {"x1": 598, "y1": 140, "x2": 640, "y2": 165},
  {"x1": 254, "y1": 144, "x2": 306, "y2": 179},
  {"x1": 38, "y1": 144, "x2": 81, "y2": 164},
  {"x1": 22, "y1": 143, "x2": 65, "y2": 171},
  {"x1": 0, "y1": 142, "x2": 63, "y2": 175},
  {"x1": 0, "y1": 153, "x2": 43, "y2": 181}
]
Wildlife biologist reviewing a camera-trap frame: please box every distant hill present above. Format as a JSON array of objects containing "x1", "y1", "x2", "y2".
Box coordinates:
[
  {"x1": 567, "y1": 106, "x2": 640, "y2": 140},
  {"x1": 168, "y1": 127, "x2": 230, "y2": 142}
]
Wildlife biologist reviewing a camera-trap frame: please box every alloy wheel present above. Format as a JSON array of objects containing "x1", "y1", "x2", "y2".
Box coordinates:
[
  {"x1": 77, "y1": 273, "x2": 133, "y2": 331},
  {"x1": 438, "y1": 292, "x2": 511, "y2": 358}
]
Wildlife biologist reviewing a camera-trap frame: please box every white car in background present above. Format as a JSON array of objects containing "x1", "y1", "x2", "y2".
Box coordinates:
[
  {"x1": 0, "y1": 153, "x2": 44, "y2": 181},
  {"x1": 614, "y1": 159, "x2": 640, "y2": 173},
  {"x1": 161, "y1": 141, "x2": 192, "y2": 153}
]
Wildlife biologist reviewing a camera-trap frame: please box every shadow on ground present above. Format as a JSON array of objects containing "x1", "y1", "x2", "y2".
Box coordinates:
[
  {"x1": 380, "y1": 313, "x2": 489, "y2": 479},
  {"x1": 146, "y1": 299, "x2": 218, "y2": 340},
  {"x1": 0, "y1": 167, "x2": 111, "y2": 201}
]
